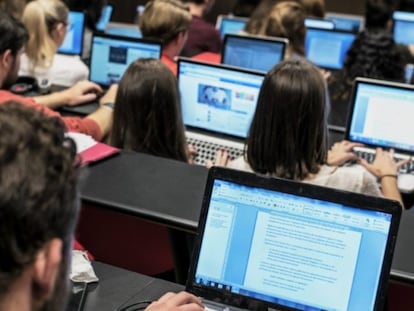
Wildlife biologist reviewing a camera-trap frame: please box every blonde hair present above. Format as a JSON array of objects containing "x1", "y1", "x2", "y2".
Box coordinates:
[
  {"x1": 21, "y1": 0, "x2": 68, "y2": 70},
  {"x1": 263, "y1": 1, "x2": 306, "y2": 56},
  {"x1": 139, "y1": 0, "x2": 191, "y2": 45}
]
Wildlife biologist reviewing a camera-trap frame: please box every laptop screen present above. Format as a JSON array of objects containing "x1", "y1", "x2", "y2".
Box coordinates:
[
  {"x1": 95, "y1": 4, "x2": 113, "y2": 32},
  {"x1": 216, "y1": 16, "x2": 248, "y2": 39},
  {"x1": 58, "y1": 11, "x2": 85, "y2": 55},
  {"x1": 178, "y1": 60, "x2": 264, "y2": 139},
  {"x1": 305, "y1": 28, "x2": 356, "y2": 70},
  {"x1": 89, "y1": 34, "x2": 161, "y2": 87},
  {"x1": 304, "y1": 18, "x2": 335, "y2": 29},
  {"x1": 105, "y1": 22, "x2": 142, "y2": 38},
  {"x1": 222, "y1": 35, "x2": 287, "y2": 72},
  {"x1": 326, "y1": 13, "x2": 364, "y2": 33},
  {"x1": 188, "y1": 167, "x2": 400, "y2": 311},
  {"x1": 347, "y1": 78, "x2": 414, "y2": 153},
  {"x1": 393, "y1": 11, "x2": 414, "y2": 45}
]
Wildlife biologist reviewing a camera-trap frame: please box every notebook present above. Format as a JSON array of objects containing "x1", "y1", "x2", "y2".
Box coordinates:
[
  {"x1": 95, "y1": 4, "x2": 113, "y2": 32},
  {"x1": 105, "y1": 22, "x2": 142, "y2": 38},
  {"x1": 304, "y1": 18, "x2": 335, "y2": 30},
  {"x1": 305, "y1": 27, "x2": 356, "y2": 70},
  {"x1": 215, "y1": 15, "x2": 248, "y2": 39},
  {"x1": 58, "y1": 11, "x2": 85, "y2": 56},
  {"x1": 326, "y1": 12, "x2": 365, "y2": 33},
  {"x1": 345, "y1": 78, "x2": 414, "y2": 187},
  {"x1": 177, "y1": 59, "x2": 265, "y2": 164},
  {"x1": 60, "y1": 33, "x2": 161, "y2": 115},
  {"x1": 393, "y1": 10, "x2": 414, "y2": 45},
  {"x1": 221, "y1": 34, "x2": 288, "y2": 73},
  {"x1": 187, "y1": 166, "x2": 401, "y2": 311}
]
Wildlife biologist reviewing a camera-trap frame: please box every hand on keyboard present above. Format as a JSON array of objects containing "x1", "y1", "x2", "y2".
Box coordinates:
[
  {"x1": 205, "y1": 149, "x2": 229, "y2": 169},
  {"x1": 145, "y1": 291, "x2": 204, "y2": 311},
  {"x1": 187, "y1": 144, "x2": 198, "y2": 164},
  {"x1": 359, "y1": 148, "x2": 409, "y2": 178},
  {"x1": 327, "y1": 140, "x2": 363, "y2": 166}
]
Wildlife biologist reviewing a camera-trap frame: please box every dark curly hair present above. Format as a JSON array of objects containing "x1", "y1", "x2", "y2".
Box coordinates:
[
  {"x1": 0, "y1": 101, "x2": 79, "y2": 296},
  {"x1": 329, "y1": 29, "x2": 405, "y2": 102}
]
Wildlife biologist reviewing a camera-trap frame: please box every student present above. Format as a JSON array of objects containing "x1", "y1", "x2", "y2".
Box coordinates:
[
  {"x1": 181, "y1": 0, "x2": 222, "y2": 57},
  {"x1": 302, "y1": 0, "x2": 325, "y2": 18},
  {"x1": 139, "y1": 0, "x2": 192, "y2": 75},
  {"x1": 0, "y1": 101, "x2": 204, "y2": 311},
  {"x1": 109, "y1": 58, "x2": 190, "y2": 162},
  {"x1": 0, "y1": 0, "x2": 30, "y2": 19},
  {"x1": 0, "y1": 10, "x2": 114, "y2": 141},
  {"x1": 231, "y1": 0, "x2": 261, "y2": 17},
  {"x1": 19, "y1": 0, "x2": 89, "y2": 87},
  {"x1": 227, "y1": 58, "x2": 406, "y2": 207},
  {"x1": 328, "y1": 29, "x2": 405, "y2": 126}
]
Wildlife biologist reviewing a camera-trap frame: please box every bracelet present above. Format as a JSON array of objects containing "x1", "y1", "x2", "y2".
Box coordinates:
[{"x1": 378, "y1": 174, "x2": 398, "y2": 182}]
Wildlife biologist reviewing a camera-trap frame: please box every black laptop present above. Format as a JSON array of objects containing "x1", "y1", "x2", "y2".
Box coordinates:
[{"x1": 186, "y1": 167, "x2": 401, "y2": 311}]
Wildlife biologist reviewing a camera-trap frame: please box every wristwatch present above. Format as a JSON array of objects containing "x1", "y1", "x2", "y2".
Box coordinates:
[{"x1": 103, "y1": 102, "x2": 115, "y2": 109}]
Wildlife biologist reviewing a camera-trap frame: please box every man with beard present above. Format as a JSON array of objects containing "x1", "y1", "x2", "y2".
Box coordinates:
[
  {"x1": 0, "y1": 102, "x2": 205, "y2": 311},
  {"x1": 0, "y1": 10, "x2": 114, "y2": 142}
]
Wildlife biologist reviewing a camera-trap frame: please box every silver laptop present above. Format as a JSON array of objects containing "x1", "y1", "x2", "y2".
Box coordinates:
[
  {"x1": 215, "y1": 15, "x2": 248, "y2": 39},
  {"x1": 393, "y1": 10, "x2": 414, "y2": 45},
  {"x1": 105, "y1": 22, "x2": 142, "y2": 39},
  {"x1": 221, "y1": 34, "x2": 288, "y2": 73},
  {"x1": 187, "y1": 166, "x2": 401, "y2": 311},
  {"x1": 326, "y1": 12, "x2": 365, "y2": 33},
  {"x1": 346, "y1": 78, "x2": 414, "y2": 190},
  {"x1": 177, "y1": 59, "x2": 265, "y2": 164}
]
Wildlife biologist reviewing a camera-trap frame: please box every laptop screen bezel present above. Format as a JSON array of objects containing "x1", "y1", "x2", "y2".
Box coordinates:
[
  {"x1": 58, "y1": 10, "x2": 85, "y2": 56},
  {"x1": 221, "y1": 34, "x2": 288, "y2": 73},
  {"x1": 88, "y1": 32, "x2": 162, "y2": 88},
  {"x1": 186, "y1": 167, "x2": 401, "y2": 311},
  {"x1": 305, "y1": 26, "x2": 356, "y2": 70},
  {"x1": 177, "y1": 58, "x2": 265, "y2": 141},
  {"x1": 345, "y1": 77, "x2": 414, "y2": 154}
]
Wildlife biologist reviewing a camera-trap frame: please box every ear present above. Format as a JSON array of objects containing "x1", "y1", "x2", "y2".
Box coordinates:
[
  {"x1": 0, "y1": 49, "x2": 13, "y2": 71},
  {"x1": 51, "y1": 22, "x2": 66, "y2": 44},
  {"x1": 32, "y1": 238, "x2": 63, "y2": 300}
]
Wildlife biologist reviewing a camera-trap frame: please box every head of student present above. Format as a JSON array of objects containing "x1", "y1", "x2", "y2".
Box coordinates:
[
  {"x1": 0, "y1": 10, "x2": 29, "y2": 89},
  {"x1": 263, "y1": 1, "x2": 307, "y2": 57},
  {"x1": 0, "y1": 101, "x2": 79, "y2": 311},
  {"x1": 302, "y1": 0, "x2": 325, "y2": 18},
  {"x1": 139, "y1": 0, "x2": 191, "y2": 56},
  {"x1": 365, "y1": 0, "x2": 393, "y2": 30},
  {"x1": 246, "y1": 58, "x2": 328, "y2": 180},
  {"x1": 109, "y1": 58, "x2": 188, "y2": 162},
  {"x1": 21, "y1": 0, "x2": 69, "y2": 69}
]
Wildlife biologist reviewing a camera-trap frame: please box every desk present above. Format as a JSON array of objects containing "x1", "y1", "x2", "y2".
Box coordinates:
[
  {"x1": 86, "y1": 261, "x2": 183, "y2": 311},
  {"x1": 80, "y1": 148, "x2": 414, "y2": 285}
]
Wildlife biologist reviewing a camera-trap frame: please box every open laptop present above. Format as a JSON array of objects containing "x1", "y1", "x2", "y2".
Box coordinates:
[
  {"x1": 304, "y1": 17, "x2": 335, "y2": 30},
  {"x1": 215, "y1": 15, "x2": 248, "y2": 39},
  {"x1": 305, "y1": 27, "x2": 356, "y2": 70},
  {"x1": 60, "y1": 33, "x2": 161, "y2": 115},
  {"x1": 393, "y1": 10, "x2": 414, "y2": 45},
  {"x1": 187, "y1": 166, "x2": 401, "y2": 311},
  {"x1": 95, "y1": 4, "x2": 113, "y2": 32},
  {"x1": 58, "y1": 11, "x2": 85, "y2": 56},
  {"x1": 105, "y1": 22, "x2": 142, "y2": 38},
  {"x1": 326, "y1": 12, "x2": 365, "y2": 33},
  {"x1": 221, "y1": 34, "x2": 288, "y2": 73},
  {"x1": 177, "y1": 59, "x2": 265, "y2": 164},
  {"x1": 345, "y1": 78, "x2": 414, "y2": 187}
]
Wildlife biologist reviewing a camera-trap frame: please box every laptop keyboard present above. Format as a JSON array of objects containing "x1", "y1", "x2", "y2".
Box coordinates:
[
  {"x1": 355, "y1": 149, "x2": 414, "y2": 174},
  {"x1": 187, "y1": 137, "x2": 244, "y2": 165}
]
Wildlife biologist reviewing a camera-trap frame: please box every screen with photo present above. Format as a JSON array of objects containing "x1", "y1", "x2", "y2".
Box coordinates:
[
  {"x1": 179, "y1": 61, "x2": 264, "y2": 138},
  {"x1": 393, "y1": 11, "x2": 414, "y2": 45},
  {"x1": 58, "y1": 11, "x2": 84, "y2": 55},
  {"x1": 89, "y1": 35, "x2": 161, "y2": 87},
  {"x1": 222, "y1": 35, "x2": 286, "y2": 72},
  {"x1": 305, "y1": 28, "x2": 356, "y2": 70}
]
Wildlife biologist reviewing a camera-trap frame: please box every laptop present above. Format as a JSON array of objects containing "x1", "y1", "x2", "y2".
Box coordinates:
[
  {"x1": 58, "y1": 11, "x2": 85, "y2": 56},
  {"x1": 60, "y1": 33, "x2": 161, "y2": 115},
  {"x1": 177, "y1": 59, "x2": 265, "y2": 164},
  {"x1": 215, "y1": 15, "x2": 248, "y2": 39},
  {"x1": 187, "y1": 166, "x2": 401, "y2": 311},
  {"x1": 393, "y1": 10, "x2": 414, "y2": 45},
  {"x1": 326, "y1": 12, "x2": 365, "y2": 33},
  {"x1": 105, "y1": 22, "x2": 142, "y2": 38},
  {"x1": 305, "y1": 27, "x2": 356, "y2": 70},
  {"x1": 95, "y1": 4, "x2": 113, "y2": 32},
  {"x1": 221, "y1": 34, "x2": 288, "y2": 73},
  {"x1": 304, "y1": 17, "x2": 335, "y2": 30},
  {"x1": 345, "y1": 77, "x2": 414, "y2": 183}
]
